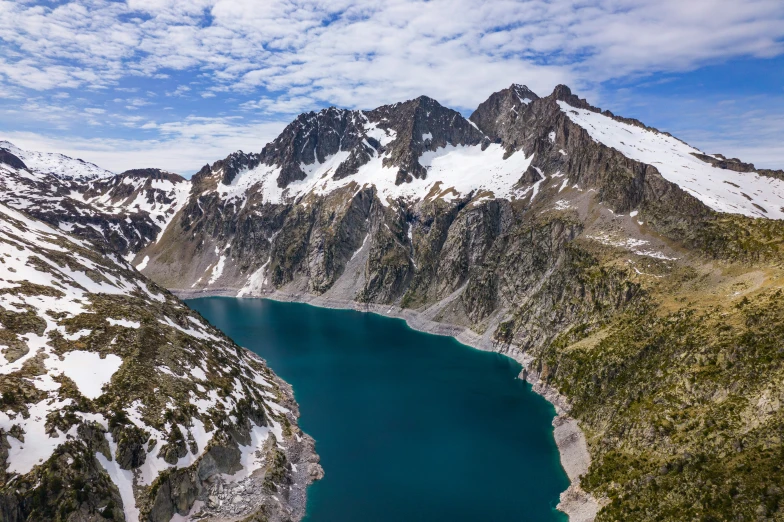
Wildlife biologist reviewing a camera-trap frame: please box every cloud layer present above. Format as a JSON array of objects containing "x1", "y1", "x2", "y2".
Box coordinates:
[{"x1": 1, "y1": 0, "x2": 783, "y2": 173}]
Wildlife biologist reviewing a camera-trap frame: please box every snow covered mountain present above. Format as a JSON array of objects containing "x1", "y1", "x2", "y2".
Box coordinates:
[
  {"x1": 3, "y1": 83, "x2": 784, "y2": 521},
  {"x1": 0, "y1": 143, "x2": 191, "y2": 259},
  {"x1": 130, "y1": 84, "x2": 784, "y2": 297},
  {"x1": 130, "y1": 85, "x2": 784, "y2": 521},
  {"x1": 190, "y1": 84, "x2": 784, "y2": 220},
  {"x1": 0, "y1": 203, "x2": 319, "y2": 521},
  {"x1": 0, "y1": 141, "x2": 114, "y2": 180},
  {"x1": 4, "y1": 85, "x2": 784, "y2": 278}
]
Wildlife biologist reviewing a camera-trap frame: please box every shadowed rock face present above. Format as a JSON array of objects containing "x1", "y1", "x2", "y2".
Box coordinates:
[
  {"x1": 0, "y1": 148, "x2": 27, "y2": 170},
  {"x1": 469, "y1": 83, "x2": 540, "y2": 143}
]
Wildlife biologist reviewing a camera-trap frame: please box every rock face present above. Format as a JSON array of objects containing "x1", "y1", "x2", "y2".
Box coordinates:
[
  {"x1": 248, "y1": 96, "x2": 485, "y2": 189},
  {"x1": 469, "y1": 83, "x2": 540, "y2": 144},
  {"x1": 0, "y1": 204, "x2": 320, "y2": 521},
  {"x1": 4, "y1": 82, "x2": 784, "y2": 521}
]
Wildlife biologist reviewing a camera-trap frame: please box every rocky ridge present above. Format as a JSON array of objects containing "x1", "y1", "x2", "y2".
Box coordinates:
[
  {"x1": 0, "y1": 203, "x2": 320, "y2": 521},
  {"x1": 0, "y1": 144, "x2": 190, "y2": 261}
]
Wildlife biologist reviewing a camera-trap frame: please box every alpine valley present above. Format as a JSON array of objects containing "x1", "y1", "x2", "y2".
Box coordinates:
[{"x1": 2, "y1": 83, "x2": 784, "y2": 521}]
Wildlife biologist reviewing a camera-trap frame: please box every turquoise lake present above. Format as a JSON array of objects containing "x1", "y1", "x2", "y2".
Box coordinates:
[{"x1": 187, "y1": 297, "x2": 569, "y2": 522}]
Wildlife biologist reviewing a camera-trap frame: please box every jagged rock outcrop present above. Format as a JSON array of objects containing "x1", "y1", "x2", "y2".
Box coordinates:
[
  {"x1": 365, "y1": 95, "x2": 485, "y2": 183},
  {"x1": 692, "y1": 151, "x2": 784, "y2": 180},
  {"x1": 194, "y1": 151, "x2": 262, "y2": 187},
  {"x1": 469, "y1": 83, "x2": 540, "y2": 144}
]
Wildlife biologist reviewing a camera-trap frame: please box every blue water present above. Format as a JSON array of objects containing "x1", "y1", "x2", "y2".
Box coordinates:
[{"x1": 187, "y1": 297, "x2": 569, "y2": 522}]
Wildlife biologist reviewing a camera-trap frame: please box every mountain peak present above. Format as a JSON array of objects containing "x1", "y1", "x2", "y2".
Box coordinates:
[
  {"x1": 551, "y1": 84, "x2": 572, "y2": 99},
  {"x1": 549, "y1": 84, "x2": 594, "y2": 110},
  {"x1": 412, "y1": 94, "x2": 441, "y2": 106},
  {"x1": 365, "y1": 95, "x2": 484, "y2": 184},
  {"x1": 0, "y1": 140, "x2": 114, "y2": 180},
  {"x1": 510, "y1": 84, "x2": 540, "y2": 102},
  {"x1": 469, "y1": 82, "x2": 541, "y2": 139}
]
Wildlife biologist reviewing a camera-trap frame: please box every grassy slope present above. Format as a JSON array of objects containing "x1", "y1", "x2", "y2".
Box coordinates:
[{"x1": 532, "y1": 217, "x2": 784, "y2": 521}]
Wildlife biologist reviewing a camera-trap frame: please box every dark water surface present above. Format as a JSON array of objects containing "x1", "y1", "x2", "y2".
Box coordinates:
[{"x1": 187, "y1": 297, "x2": 569, "y2": 522}]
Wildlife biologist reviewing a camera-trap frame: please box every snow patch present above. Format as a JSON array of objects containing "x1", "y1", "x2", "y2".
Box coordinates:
[
  {"x1": 107, "y1": 318, "x2": 140, "y2": 328},
  {"x1": 208, "y1": 255, "x2": 227, "y2": 285},
  {"x1": 0, "y1": 398, "x2": 76, "y2": 474},
  {"x1": 221, "y1": 141, "x2": 533, "y2": 208},
  {"x1": 559, "y1": 102, "x2": 784, "y2": 220},
  {"x1": 46, "y1": 350, "x2": 123, "y2": 399},
  {"x1": 587, "y1": 232, "x2": 677, "y2": 260}
]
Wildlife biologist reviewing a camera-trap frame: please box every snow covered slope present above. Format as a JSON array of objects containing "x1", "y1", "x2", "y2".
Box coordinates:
[
  {"x1": 78, "y1": 170, "x2": 192, "y2": 244},
  {"x1": 0, "y1": 140, "x2": 114, "y2": 180},
  {"x1": 0, "y1": 203, "x2": 318, "y2": 521},
  {"x1": 558, "y1": 102, "x2": 784, "y2": 220},
  {"x1": 0, "y1": 146, "x2": 193, "y2": 258},
  {"x1": 218, "y1": 142, "x2": 534, "y2": 207}
]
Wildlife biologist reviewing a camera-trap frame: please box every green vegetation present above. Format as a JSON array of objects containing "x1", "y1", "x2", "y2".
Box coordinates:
[
  {"x1": 262, "y1": 442, "x2": 290, "y2": 493},
  {"x1": 538, "y1": 286, "x2": 784, "y2": 520}
]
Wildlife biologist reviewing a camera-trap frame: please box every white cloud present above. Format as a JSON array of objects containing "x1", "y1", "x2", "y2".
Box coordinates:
[
  {"x1": 166, "y1": 85, "x2": 191, "y2": 97},
  {"x1": 0, "y1": 0, "x2": 782, "y2": 109},
  {"x1": 0, "y1": 0, "x2": 783, "y2": 169},
  {"x1": 240, "y1": 95, "x2": 317, "y2": 114}
]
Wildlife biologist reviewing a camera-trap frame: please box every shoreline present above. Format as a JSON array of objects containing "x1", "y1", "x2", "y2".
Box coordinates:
[{"x1": 174, "y1": 287, "x2": 600, "y2": 522}]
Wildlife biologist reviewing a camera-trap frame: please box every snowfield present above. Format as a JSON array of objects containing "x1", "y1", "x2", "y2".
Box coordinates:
[
  {"x1": 45, "y1": 350, "x2": 123, "y2": 400},
  {"x1": 219, "y1": 142, "x2": 534, "y2": 208},
  {"x1": 559, "y1": 102, "x2": 784, "y2": 220}
]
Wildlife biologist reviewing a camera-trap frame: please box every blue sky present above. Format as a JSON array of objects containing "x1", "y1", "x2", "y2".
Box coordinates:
[{"x1": 0, "y1": 0, "x2": 782, "y2": 175}]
